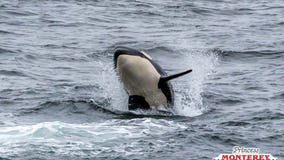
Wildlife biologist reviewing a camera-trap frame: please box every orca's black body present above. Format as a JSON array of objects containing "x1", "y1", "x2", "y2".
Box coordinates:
[{"x1": 114, "y1": 46, "x2": 192, "y2": 111}]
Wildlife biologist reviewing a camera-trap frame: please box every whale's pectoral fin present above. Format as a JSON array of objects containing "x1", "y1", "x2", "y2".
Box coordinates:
[
  {"x1": 128, "y1": 95, "x2": 150, "y2": 110},
  {"x1": 158, "y1": 69, "x2": 192, "y2": 88}
]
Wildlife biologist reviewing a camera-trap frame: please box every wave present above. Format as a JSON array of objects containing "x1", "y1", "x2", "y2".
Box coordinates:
[
  {"x1": 0, "y1": 119, "x2": 187, "y2": 159},
  {"x1": 0, "y1": 30, "x2": 23, "y2": 35},
  {"x1": 0, "y1": 47, "x2": 15, "y2": 54},
  {"x1": 19, "y1": 99, "x2": 115, "y2": 115},
  {"x1": 254, "y1": 134, "x2": 284, "y2": 142},
  {"x1": 220, "y1": 121, "x2": 251, "y2": 126},
  {"x1": 0, "y1": 70, "x2": 28, "y2": 77},
  {"x1": 18, "y1": 99, "x2": 179, "y2": 121},
  {"x1": 0, "y1": 119, "x2": 186, "y2": 141},
  {"x1": 199, "y1": 133, "x2": 249, "y2": 146},
  {"x1": 5, "y1": 10, "x2": 36, "y2": 16},
  {"x1": 212, "y1": 48, "x2": 284, "y2": 59},
  {"x1": 248, "y1": 109, "x2": 284, "y2": 121}
]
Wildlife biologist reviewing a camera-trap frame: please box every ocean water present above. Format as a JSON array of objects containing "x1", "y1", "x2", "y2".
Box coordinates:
[{"x1": 0, "y1": 0, "x2": 283, "y2": 159}]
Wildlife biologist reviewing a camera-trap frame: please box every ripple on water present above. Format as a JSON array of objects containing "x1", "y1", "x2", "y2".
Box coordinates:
[
  {"x1": 0, "y1": 0, "x2": 284, "y2": 159},
  {"x1": 0, "y1": 47, "x2": 15, "y2": 54},
  {"x1": 0, "y1": 70, "x2": 28, "y2": 77},
  {"x1": 0, "y1": 119, "x2": 187, "y2": 159}
]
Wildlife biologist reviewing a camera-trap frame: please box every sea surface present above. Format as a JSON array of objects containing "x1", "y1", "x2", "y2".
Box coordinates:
[{"x1": 0, "y1": 0, "x2": 283, "y2": 159}]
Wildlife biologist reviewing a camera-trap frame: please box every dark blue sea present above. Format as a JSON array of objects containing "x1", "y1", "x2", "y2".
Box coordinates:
[{"x1": 0, "y1": 0, "x2": 283, "y2": 159}]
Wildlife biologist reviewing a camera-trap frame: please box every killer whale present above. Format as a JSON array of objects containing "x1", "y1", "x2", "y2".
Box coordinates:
[{"x1": 114, "y1": 46, "x2": 192, "y2": 111}]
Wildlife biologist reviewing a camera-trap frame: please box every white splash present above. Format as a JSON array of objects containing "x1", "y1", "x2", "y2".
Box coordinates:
[
  {"x1": 173, "y1": 47, "x2": 219, "y2": 117},
  {"x1": 97, "y1": 61, "x2": 128, "y2": 111}
]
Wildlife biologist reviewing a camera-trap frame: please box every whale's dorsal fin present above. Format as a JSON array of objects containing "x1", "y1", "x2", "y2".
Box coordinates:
[{"x1": 158, "y1": 69, "x2": 192, "y2": 88}]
